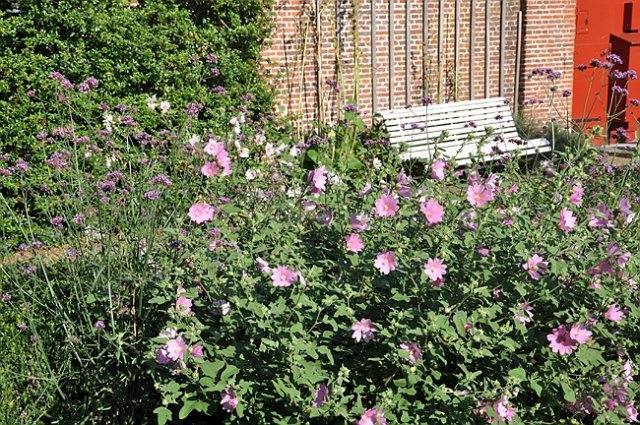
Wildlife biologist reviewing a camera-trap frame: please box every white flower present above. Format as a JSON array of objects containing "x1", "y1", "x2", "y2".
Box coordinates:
[
  {"x1": 146, "y1": 95, "x2": 158, "y2": 110},
  {"x1": 159, "y1": 101, "x2": 170, "y2": 114},
  {"x1": 239, "y1": 148, "x2": 250, "y2": 158},
  {"x1": 373, "y1": 157, "x2": 382, "y2": 170},
  {"x1": 103, "y1": 114, "x2": 114, "y2": 131},
  {"x1": 254, "y1": 133, "x2": 266, "y2": 145},
  {"x1": 328, "y1": 172, "x2": 341, "y2": 185},
  {"x1": 289, "y1": 146, "x2": 300, "y2": 157},
  {"x1": 106, "y1": 154, "x2": 116, "y2": 168},
  {"x1": 265, "y1": 143, "x2": 275, "y2": 157},
  {"x1": 287, "y1": 187, "x2": 302, "y2": 197},
  {"x1": 245, "y1": 169, "x2": 257, "y2": 180},
  {"x1": 229, "y1": 116, "x2": 243, "y2": 135},
  {"x1": 188, "y1": 134, "x2": 201, "y2": 147}
]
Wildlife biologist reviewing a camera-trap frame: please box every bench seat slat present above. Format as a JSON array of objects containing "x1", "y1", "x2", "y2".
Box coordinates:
[
  {"x1": 399, "y1": 138, "x2": 552, "y2": 165},
  {"x1": 385, "y1": 116, "x2": 517, "y2": 132}
]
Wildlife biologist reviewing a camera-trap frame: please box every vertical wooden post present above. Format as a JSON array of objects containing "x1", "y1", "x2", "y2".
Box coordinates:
[
  {"x1": 317, "y1": 0, "x2": 324, "y2": 123},
  {"x1": 389, "y1": 0, "x2": 395, "y2": 108},
  {"x1": 454, "y1": 0, "x2": 460, "y2": 100},
  {"x1": 406, "y1": 0, "x2": 411, "y2": 105},
  {"x1": 514, "y1": 10, "x2": 523, "y2": 115},
  {"x1": 438, "y1": 0, "x2": 444, "y2": 102},
  {"x1": 335, "y1": 0, "x2": 343, "y2": 119},
  {"x1": 470, "y1": 0, "x2": 476, "y2": 100},
  {"x1": 499, "y1": 0, "x2": 506, "y2": 96},
  {"x1": 484, "y1": 0, "x2": 490, "y2": 98},
  {"x1": 423, "y1": 0, "x2": 428, "y2": 98},
  {"x1": 372, "y1": 0, "x2": 378, "y2": 113}
]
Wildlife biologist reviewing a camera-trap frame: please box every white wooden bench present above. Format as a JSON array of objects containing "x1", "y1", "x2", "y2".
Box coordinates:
[{"x1": 379, "y1": 97, "x2": 552, "y2": 165}]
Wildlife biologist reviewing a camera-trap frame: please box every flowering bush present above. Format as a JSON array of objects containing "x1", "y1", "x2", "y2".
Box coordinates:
[
  {"x1": 0, "y1": 0, "x2": 274, "y2": 246},
  {"x1": 1, "y1": 76, "x2": 639, "y2": 424}
]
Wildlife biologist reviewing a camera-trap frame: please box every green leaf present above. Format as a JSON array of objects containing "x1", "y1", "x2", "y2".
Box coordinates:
[
  {"x1": 199, "y1": 377, "x2": 215, "y2": 389},
  {"x1": 390, "y1": 291, "x2": 410, "y2": 303},
  {"x1": 220, "y1": 203, "x2": 241, "y2": 215},
  {"x1": 317, "y1": 346, "x2": 334, "y2": 365},
  {"x1": 576, "y1": 346, "x2": 605, "y2": 366},
  {"x1": 201, "y1": 360, "x2": 225, "y2": 379},
  {"x1": 347, "y1": 157, "x2": 364, "y2": 170},
  {"x1": 306, "y1": 149, "x2": 319, "y2": 164},
  {"x1": 148, "y1": 296, "x2": 166, "y2": 304},
  {"x1": 530, "y1": 377, "x2": 543, "y2": 397},
  {"x1": 178, "y1": 399, "x2": 196, "y2": 420},
  {"x1": 560, "y1": 381, "x2": 576, "y2": 403},
  {"x1": 508, "y1": 367, "x2": 526, "y2": 382},
  {"x1": 85, "y1": 293, "x2": 97, "y2": 304},
  {"x1": 153, "y1": 406, "x2": 172, "y2": 425},
  {"x1": 220, "y1": 365, "x2": 239, "y2": 382},
  {"x1": 550, "y1": 259, "x2": 568, "y2": 276},
  {"x1": 452, "y1": 311, "x2": 468, "y2": 337},
  {"x1": 290, "y1": 322, "x2": 303, "y2": 335}
]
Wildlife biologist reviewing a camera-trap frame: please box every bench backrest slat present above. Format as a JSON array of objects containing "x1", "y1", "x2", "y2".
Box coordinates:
[{"x1": 379, "y1": 97, "x2": 550, "y2": 165}]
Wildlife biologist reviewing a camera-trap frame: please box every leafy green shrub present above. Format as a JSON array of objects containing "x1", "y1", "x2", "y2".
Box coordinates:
[
  {"x1": 0, "y1": 0, "x2": 274, "y2": 247},
  {"x1": 1, "y1": 77, "x2": 639, "y2": 424}
]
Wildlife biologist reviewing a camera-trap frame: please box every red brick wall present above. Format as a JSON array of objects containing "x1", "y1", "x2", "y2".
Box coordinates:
[{"x1": 261, "y1": 0, "x2": 577, "y2": 128}]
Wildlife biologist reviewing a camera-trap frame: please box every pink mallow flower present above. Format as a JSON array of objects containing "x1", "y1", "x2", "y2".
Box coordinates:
[
  {"x1": 359, "y1": 181, "x2": 372, "y2": 197},
  {"x1": 619, "y1": 196, "x2": 635, "y2": 223},
  {"x1": 165, "y1": 335, "x2": 189, "y2": 361},
  {"x1": 515, "y1": 303, "x2": 534, "y2": 326},
  {"x1": 570, "y1": 183, "x2": 584, "y2": 206},
  {"x1": 271, "y1": 266, "x2": 298, "y2": 287},
  {"x1": 547, "y1": 325, "x2": 577, "y2": 355},
  {"x1": 345, "y1": 234, "x2": 364, "y2": 253},
  {"x1": 312, "y1": 383, "x2": 328, "y2": 407},
  {"x1": 308, "y1": 165, "x2": 328, "y2": 193},
  {"x1": 420, "y1": 198, "x2": 445, "y2": 226},
  {"x1": 424, "y1": 258, "x2": 447, "y2": 282},
  {"x1": 203, "y1": 140, "x2": 232, "y2": 176},
  {"x1": 374, "y1": 251, "x2": 397, "y2": 275},
  {"x1": 155, "y1": 348, "x2": 172, "y2": 365},
  {"x1": 604, "y1": 304, "x2": 626, "y2": 323},
  {"x1": 375, "y1": 194, "x2": 399, "y2": 217},
  {"x1": 188, "y1": 202, "x2": 215, "y2": 224},
  {"x1": 350, "y1": 213, "x2": 369, "y2": 232},
  {"x1": 201, "y1": 161, "x2": 220, "y2": 177},
  {"x1": 189, "y1": 344, "x2": 204, "y2": 358},
  {"x1": 522, "y1": 254, "x2": 548, "y2": 281},
  {"x1": 467, "y1": 183, "x2": 495, "y2": 208},
  {"x1": 351, "y1": 319, "x2": 378, "y2": 343},
  {"x1": 256, "y1": 257, "x2": 271, "y2": 273},
  {"x1": 357, "y1": 408, "x2": 387, "y2": 425},
  {"x1": 493, "y1": 398, "x2": 517, "y2": 422},
  {"x1": 569, "y1": 324, "x2": 592, "y2": 344},
  {"x1": 175, "y1": 297, "x2": 192, "y2": 315},
  {"x1": 400, "y1": 342, "x2": 423, "y2": 364},
  {"x1": 430, "y1": 158, "x2": 446, "y2": 181},
  {"x1": 547, "y1": 323, "x2": 592, "y2": 356},
  {"x1": 204, "y1": 139, "x2": 224, "y2": 156},
  {"x1": 220, "y1": 388, "x2": 238, "y2": 412},
  {"x1": 558, "y1": 208, "x2": 577, "y2": 232}
]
